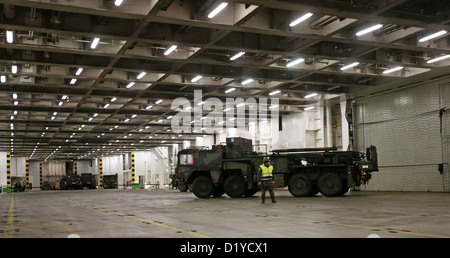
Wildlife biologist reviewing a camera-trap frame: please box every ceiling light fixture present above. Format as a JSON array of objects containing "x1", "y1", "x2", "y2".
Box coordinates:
[
  {"x1": 104, "y1": 103, "x2": 110, "y2": 108},
  {"x1": 191, "y1": 75, "x2": 203, "y2": 82},
  {"x1": 137, "y1": 72, "x2": 146, "y2": 79},
  {"x1": 419, "y1": 30, "x2": 447, "y2": 42},
  {"x1": 269, "y1": 90, "x2": 281, "y2": 96},
  {"x1": 304, "y1": 106, "x2": 315, "y2": 111},
  {"x1": 70, "y1": 78, "x2": 77, "y2": 85},
  {"x1": 225, "y1": 88, "x2": 236, "y2": 93},
  {"x1": 75, "y1": 68, "x2": 83, "y2": 75},
  {"x1": 111, "y1": 97, "x2": 117, "y2": 102},
  {"x1": 208, "y1": 2, "x2": 228, "y2": 18},
  {"x1": 12, "y1": 93, "x2": 17, "y2": 99},
  {"x1": 242, "y1": 78, "x2": 254, "y2": 85},
  {"x1": 114, "y1": 0, "x2": 124, "y2": 6},
  {"x1": 1, "y1": 75, "x2": 6, "y2": 83},
  {"x1": 6, "y1": 30, "x2": 13, "y2": 43},
  {"x1": 382, "y1": 66, "x2": 403, "y2": 74},
  {"x1": 269, "y1": 105, "x2": 279, "y2": 109},
  {"x1": 286, "y1": 57, "x2": 305, "y2": 68},
  {"x1": 355, "y1": 24, "x2": 383, "y2": 36},
  {"x1": 126, "y1": 82, "x2": 135, "y2": 88},
  {"x1": 305, "y1": 93, "x2": 318, "y2": 98},
  {"x1": 164, "y1": 45, "x2": 177, "y2": 55},
  {"x1": 427, "y1": 54, "x2": 450, "y2": 64},
  {"x1": 155, "y1": 99, "x2": 163, "y2": 104},
  {"x1": 230, "y1": 52, "x2": 245, "y2": 61},
  {"x1": 289, "y1": 12, "x2": 313, "y2": 27},
  {"x1": 340, "y1": 62, "x2": 360, "y2": 71},
  {"x1": 11, "y1": 65, "x2": 17, "y2": 74},
  {"x1": 91, "y1": 37, "x2": 100, "y2": 49}
]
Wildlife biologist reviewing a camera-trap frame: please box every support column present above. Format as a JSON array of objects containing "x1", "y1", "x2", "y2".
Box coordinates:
[
  {"x1": 99, "y1": 157, "x2": 103, "y2": 187},
  {"x1": 326, "y1": 105, "x2": 333, "y2": 147},
  {"x1": 26, "y1": 157, "x2": 29, "y2": 191},
  {"x1": 340, "y1": 100, "x2": 350, "y2": 151},
  {"x1": 39, "y1": 162, "x2": 43, "y2": 189},
  {"x1": 74, "y1": 161, "x2": 77, "y2": 174},
  {"x1": 131, "y1": 152, "x2": 135, "y2": 184},
  {"x1": 6, "y1": 152, "x2": 10, "y2": 189}
]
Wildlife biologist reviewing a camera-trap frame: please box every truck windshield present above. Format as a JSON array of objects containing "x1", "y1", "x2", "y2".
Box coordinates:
[{"x1": 179, "y1": 154, "x2": 194, "y2": 165}]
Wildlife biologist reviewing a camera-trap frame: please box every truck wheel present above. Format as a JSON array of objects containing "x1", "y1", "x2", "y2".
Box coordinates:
[
  {"x1": 178, "y1": 183, "x2": 188, "y2": 192},
  {"x1": 318, "y1": 173, "x2": 343, "y2": 197},
  {"x1": 224, "y1": 176, "x2": 246, "y2": 198},
  {"x1": 288, "y1": 174, "x2": 312, "y2": 197},
  {"x1": 192, "y1": 176, "x2": 213, "y2": 198}
]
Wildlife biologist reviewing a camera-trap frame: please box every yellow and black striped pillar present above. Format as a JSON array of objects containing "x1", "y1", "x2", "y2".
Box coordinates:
[
  {"x1": 40, "y1": 162, "x2": 43, "y2": 189},
  {"x1": 26, "y1": 157, "x2": 29, "y2": 191},
  {"x1": 99, "y1": 157, "x2": 103, "y2": 187},
  {"x1": 74, "y1": 161, "x2": 77, "y2": 174},
  {"x1": 6, "y1": 152, "x2": 10, "y2": 188},
  {"x1": 131, "y1": 152, "x2": 135, "y2": 184}
]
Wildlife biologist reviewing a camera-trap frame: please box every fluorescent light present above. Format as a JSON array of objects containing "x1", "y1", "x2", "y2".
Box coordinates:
[
  {"x1": 305, "y1": 93, "x2": 318, "y2": 98},
  {"x1": 1, "y1": 75, "x2": 6, "y2": 83},
  {"x1": 104, "y1": 103, "x2": 110, "y2": 108},
  {"x1": 164, "y1": 45, "x2": 177, "y2": 55},
  {"x1": 11, "y1": 65, "x2": 17, "y2": 74},
  {"x1": 75, "y1": 68, "x2": 83, "y2": 75},
  {"x1": 242, "y1": 79, "x2": 254, "y2": 85},
  {"x1": 6, "y1": 30, "x2": 13, "y2": 43},
  {"x1": 61, "y1": 95, "x2": 67, "y2": 100},
  {"x1": 419, "y1": 30, "x2": 447, "y2": 42},
  {"x1": 131, "y1": 114, "x2": 137, "y2": 118},
  {"x1": 191, "y1": 75, "x2": 203, "y2": 82},
  {"x1": 286, "y1": 57, "x2": 305, "y2": 68},
  {"x1": 269, "y1": 90, "x2": 281, "y2": 96},
  {"x1": 126, "y1": 82, "x2": 135, "y2": 88},
  {"x1": 58, "y1": 101, "x2": 63, "y2": 106},
  {"x1": 427, "y1": 54, "x2": 450, "y2": 64},
  {"x1": 289, "y1": 12, "x2": 313, "y2": 27},
  {"x1": 155, "y1": 99, "x2": 163, "y2": 104},
  {"x1": 13, "y1": 93, "x2": 17, "y2": 99},
  {"x1": 225, "y1": 88, "x2": 236, "y2": 93},
  {"x1": 208, "y1": 2, "x2": 228, "y2": 18},
  {"x1": 70, "y1": 78, "x2": 77, "y2": 84},
  {"x1": 269, "y1": 105, "x2": 279, "y2": 109},
  {"x1": 355, "y1": 24, "x2": 383, "y2": 36},
  {"x1": 14, "y1": 101, "x2": 18, "y2": 105},
  {"x1": 91, "y1": 37, "x2": 100, "y2": 49},
  {"x1": 304, "y1": 106, "x2": 315, "y2": 111},
  {"x1": 383, "y1": 66, "x2": 403, "y2": 74},
  {"x1": 230, "y1": 52, "x2": 245, "y2": 61},
  {"x1": 146, "y1": 105, "x2": 153, "y2": 109},
  {"x1": 340, "y1": 62, "x2": 360, "y2": 71},
  {"x1": 111, "y1": 97, "x2": 117, "y2": 102},
  {"x1": 137, "y1": 72, "x2": 146, "y2": 79},
  {"x1": 114, "y1": 0, "x2": 124, "y2": 6}
]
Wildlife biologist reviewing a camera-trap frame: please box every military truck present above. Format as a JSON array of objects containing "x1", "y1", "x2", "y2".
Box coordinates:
[
  {"x1": 80, "y1": 173, "x2": 96, "y2": 189},
  {"x1": 60, "y1": 174, "x2": 83, "y2": 190},
  {"x1": 175, "y1": 137, "x2": 378, "y2": 198}
]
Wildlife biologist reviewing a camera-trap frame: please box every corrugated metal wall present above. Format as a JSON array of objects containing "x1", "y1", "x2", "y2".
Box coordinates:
[{"x1": 354, "y1": 81, "x2": 449, "y2": 192}]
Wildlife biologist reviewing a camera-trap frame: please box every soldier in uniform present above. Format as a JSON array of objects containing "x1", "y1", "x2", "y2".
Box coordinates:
[{"x1": 258, "y1": 157, "x2": 276, "y2": 203}]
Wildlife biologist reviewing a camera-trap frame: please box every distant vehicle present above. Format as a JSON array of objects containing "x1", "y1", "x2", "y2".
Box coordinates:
[{"x1": 60, "y1": 174, "x2": 82, "y2": 190}]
